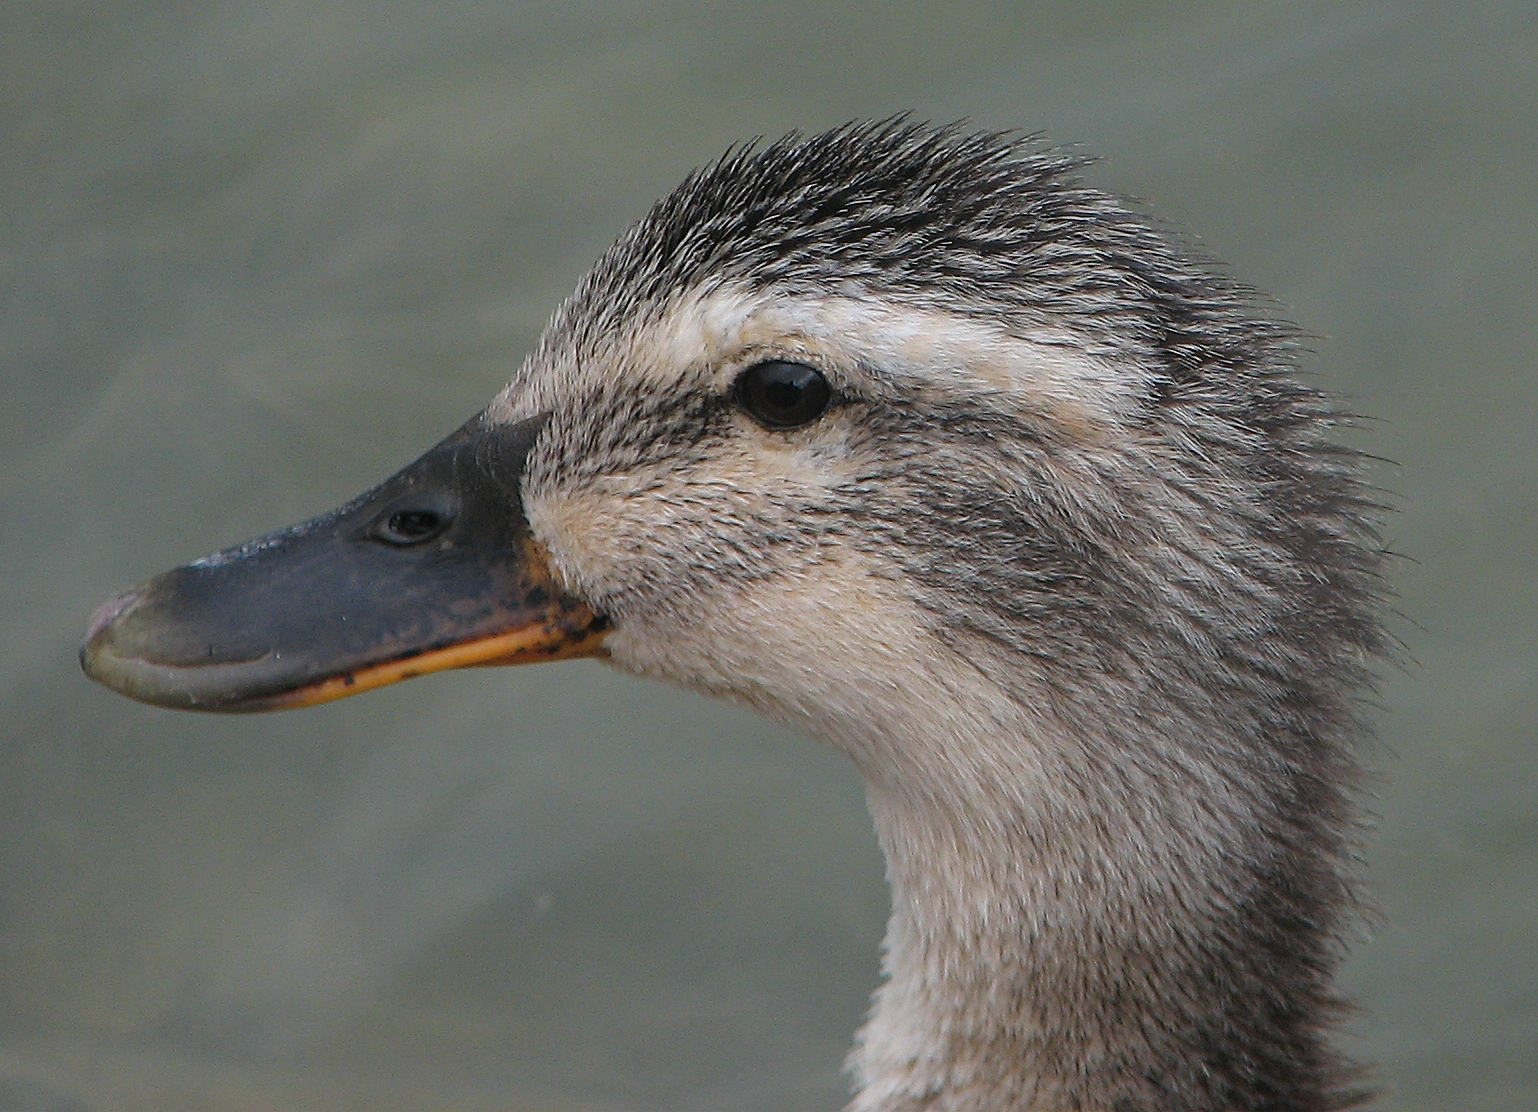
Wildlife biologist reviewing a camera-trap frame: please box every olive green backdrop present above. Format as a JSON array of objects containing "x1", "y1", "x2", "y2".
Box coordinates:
[{"x1": 3, "y1": 2, "x2": 1534, "y2": 1109}]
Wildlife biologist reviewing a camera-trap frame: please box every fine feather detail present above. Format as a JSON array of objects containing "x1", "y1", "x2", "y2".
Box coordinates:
[{"x1": 504, "y1": 120, "x2": 1387, "y2": 1111}]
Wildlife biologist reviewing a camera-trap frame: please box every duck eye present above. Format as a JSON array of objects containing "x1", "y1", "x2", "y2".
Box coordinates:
[
  {"x1": 371, "y1": 507, "x2": 451, "y2": 546},
  {"x1": 734, "y1": 360, "x2": 832, "y2": 430}
]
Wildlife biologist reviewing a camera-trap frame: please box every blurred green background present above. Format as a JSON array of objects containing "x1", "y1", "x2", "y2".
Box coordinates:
[{"x1": 3, "y1": 2, "x2": 1535, "y2": 1109}]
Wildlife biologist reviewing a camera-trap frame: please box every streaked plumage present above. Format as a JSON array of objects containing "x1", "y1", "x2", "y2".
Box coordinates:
[{"x1": 84, "y1": 120, "x2": 1388, "y2": 1111}]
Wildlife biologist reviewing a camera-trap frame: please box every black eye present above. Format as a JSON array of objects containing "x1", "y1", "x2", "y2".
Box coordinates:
[
  {"x1": 734, "y1": 360, "x2": 832, "y2": 429},
  {"x1": 371, "y1": 507, "x2": 451, "y2": 546}
]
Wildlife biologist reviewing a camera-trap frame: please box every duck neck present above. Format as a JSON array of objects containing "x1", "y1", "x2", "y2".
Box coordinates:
[{"x1": 842, "y1": 718, "x2": 1362, "y2": 1112}]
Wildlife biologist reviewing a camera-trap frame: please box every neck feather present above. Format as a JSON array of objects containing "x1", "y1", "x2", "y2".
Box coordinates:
[
  {"x1": 600, "y1": 528, "x2": 1371, "y2": 1111},
  {"x1": 842, "y1": 704, "x2": 1365, "y2": 1112}
]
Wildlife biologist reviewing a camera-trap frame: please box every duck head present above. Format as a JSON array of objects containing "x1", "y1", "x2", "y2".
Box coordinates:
[
  {"x1": 85, "y1": 122, "x2": 1353, "y2": 729},
  {"x1": 82, "y1": 121, "x2": 1198, "y2": 733},
  {"x1": 81, "y1": 120, "x2": 1386, "y2": 1111}
]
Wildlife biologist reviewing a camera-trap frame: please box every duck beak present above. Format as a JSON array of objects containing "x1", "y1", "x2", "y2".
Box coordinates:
[{"x1": 80, "y1": 414, "x2": 609, "y2": 713}]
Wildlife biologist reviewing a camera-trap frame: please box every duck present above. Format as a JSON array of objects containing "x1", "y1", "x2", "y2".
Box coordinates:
[{"x1": 81, "y1": 119, "x2": 1387, "y2": 1112}]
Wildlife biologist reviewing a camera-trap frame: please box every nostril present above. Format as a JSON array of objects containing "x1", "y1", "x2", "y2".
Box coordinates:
[
  {"x1": 372, "y1": 507, "x2": 452, "y2": 546},
  {"x1": 388, "y1": 510, "x2": 442, "y2": 540}
]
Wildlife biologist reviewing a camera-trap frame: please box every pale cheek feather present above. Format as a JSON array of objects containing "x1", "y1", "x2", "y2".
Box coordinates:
[
  {"x1": 597, "y1": 558, "x2": 1051, "y2": 800},
  {"x1": 525, "y1": 442, "x2": 854, "y2": 608},
  {"x1": 529, "y1": 458, "x2": 1047, "y2": 793}
]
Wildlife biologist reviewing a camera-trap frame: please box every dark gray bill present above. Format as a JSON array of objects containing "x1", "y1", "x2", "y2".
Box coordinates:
[{"x1": 80, "y1": 413, "x2": 608, "y2": 712}]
